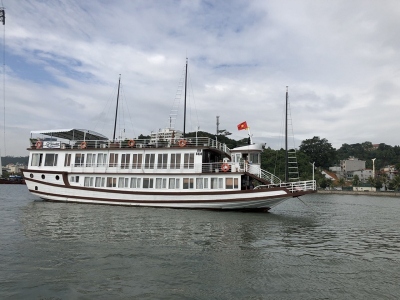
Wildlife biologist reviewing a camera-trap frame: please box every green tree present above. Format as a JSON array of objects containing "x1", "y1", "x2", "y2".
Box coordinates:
[
  {"x1": 299, "y1": 136, "x2": 336, "y2": 169},
  {"x1": 352, "y1": 174, "x2": 360, "y2": 187},
  {"x1": 338, "y1": 177, "x2": 346, "y2": 189},
  {"x1": 367, "y1": 176, "x2": 375, "y2": 187},
  {"x1": 391, "y1": 175, "x2": 400, "y2": 195}
]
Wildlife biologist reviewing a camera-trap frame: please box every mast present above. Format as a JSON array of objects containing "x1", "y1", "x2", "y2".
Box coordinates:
[
  {"x1": 113, "y1": 74, "x2": 121, "y2": 142},
  {"x1": 285, "y1": 86, "x2": 288, "y2": 182},
  {"x1": 183, "y1": 58, "x2": 188, "y2": 137}
]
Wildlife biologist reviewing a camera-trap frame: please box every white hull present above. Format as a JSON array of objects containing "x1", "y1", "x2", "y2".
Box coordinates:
[{"x1": 24, "y1": 176, "x2": 295, "y2": 210}]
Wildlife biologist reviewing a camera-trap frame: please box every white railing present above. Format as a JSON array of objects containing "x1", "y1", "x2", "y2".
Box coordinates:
[
  {"x1": 30, "y1": 137, "x2": 231, "y2": 156},
  {"x1": 254, "y1": 180, "x2": 316, "y2": 193}
]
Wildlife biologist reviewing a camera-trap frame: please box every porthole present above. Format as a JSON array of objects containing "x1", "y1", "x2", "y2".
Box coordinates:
[
  {"x1": 41, "y1": 174, "x2": 45, "y2": 180},
  {"x1": 55, "y1": 175, "x2": 60, "y2": 180},
  {"x1": 30, "y1": 173, "x2": 34, "y2": 178},
  {"x1": 35, "y1": 186, "x2": 38, "y2": 191}
]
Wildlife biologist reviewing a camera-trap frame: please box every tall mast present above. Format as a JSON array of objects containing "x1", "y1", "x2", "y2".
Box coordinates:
[
  {"x1": 285, "y1": 86, "x2": 288, "y2": 182},
  {"x1": 113, "y1": 74, "x2": 121, "y2": 142},
  {"x1": 183, "y1": 58, "x2": 188, "y2": 137}
]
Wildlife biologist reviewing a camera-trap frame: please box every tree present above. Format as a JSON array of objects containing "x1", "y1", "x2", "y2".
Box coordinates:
[
  {"x1": 391, "y1": 175, "x2": 400, "y2": 195},
  {"x1": 352, "y1": 174, "x2": 360, "y2": 187},
  {"x1": 299, "y1": 136, "x2": 336, "y2": 169},
  {"x1": 338, "y1": 177, "x2": 346, "y2": 189},
  {"x1": 367, "y1": 176, "x2": 375, "y2": 187}
]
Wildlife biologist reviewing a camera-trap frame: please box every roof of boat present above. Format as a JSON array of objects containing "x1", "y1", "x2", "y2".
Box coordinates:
[
  {"x1": 30, "y1": 129, "x2": 108, "y2": 141},
  {"x1": 231, "y1": 143, "x2": 265, "y2": 152}
]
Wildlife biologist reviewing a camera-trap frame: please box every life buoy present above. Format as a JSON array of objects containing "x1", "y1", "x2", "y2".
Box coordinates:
[
  {"x1": 221, "y1": 163, "x2": 230, "y2": 172},
  {"x1": 128, "y1": 139, "x2": 135, "y2": 147},
  {"x1": 35, "y1": 140, "x2": 43, "y2": 149},
  {"x1": 80, "y1": 141, "x2": 87, "y2": 149},
  {"x1": 178, "y1": 139, "x2": 187, "y2": 147}
]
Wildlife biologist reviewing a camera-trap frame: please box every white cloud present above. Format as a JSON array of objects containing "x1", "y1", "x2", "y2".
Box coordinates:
[{"x1": 1, "y1": 0, "x2": 400, "y2": 156}]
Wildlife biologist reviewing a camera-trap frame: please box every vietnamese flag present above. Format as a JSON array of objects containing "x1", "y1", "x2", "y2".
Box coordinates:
[{"x1": 237, "y1": 121, "x2": 248, "y2": 130}]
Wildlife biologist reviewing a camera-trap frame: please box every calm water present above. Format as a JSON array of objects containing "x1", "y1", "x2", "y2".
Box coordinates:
[{"x1": 1, "y1": 185, "x2": 400, "y2": 299}]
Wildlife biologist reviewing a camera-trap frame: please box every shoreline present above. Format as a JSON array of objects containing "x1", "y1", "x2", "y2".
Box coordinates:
[{"x1": 317, "y1": 190, "x2": 400, "y2": 197}]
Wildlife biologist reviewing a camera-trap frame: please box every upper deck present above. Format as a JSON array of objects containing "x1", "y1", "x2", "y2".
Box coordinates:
[{"x1": 29, "y1": 128, "x2": 231, "y2": 156}]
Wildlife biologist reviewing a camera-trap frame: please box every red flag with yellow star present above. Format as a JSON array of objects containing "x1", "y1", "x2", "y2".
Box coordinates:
[{"x1": 237, "y1": 121, "x2": 248, "y2": 130}]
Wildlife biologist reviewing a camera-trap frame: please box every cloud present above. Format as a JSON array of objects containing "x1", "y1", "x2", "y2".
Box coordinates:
[{"x1": 1, "y1": 0, "x2": 400, "y2": 157}]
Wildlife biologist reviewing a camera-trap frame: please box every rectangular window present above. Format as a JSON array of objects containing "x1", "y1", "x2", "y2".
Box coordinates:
[
  {"x1": 44, "y1": 153, "x2": 58, "y2": 166},
  {"x1": 95, "y1": 177, "x2": 105, "y2": 187},
  {"x1": 121, "y1": 154, "x2": 131, "y2": 169},
  {"x1": 234, "y1": 178, "x2": 238, "y2": 189},
  {"x1": 196, "y1": 178, "x2": 203, "y2": 189},
  {"x1": 130, "y1": 177, "x2": 141, "y2": 188},
  {"x1": 131, "y1": 154, "x2": 142, "y2": 169},
  {"x1": 97, "y1": 153, "x2": 107, "y2": 167},
  {"x1": 64, "y1": 153, "x2": 71, "y2": 167},
  {"x1": 106, "y1": 177, "x2": 117, "y2": 187},
  {"x1": 75, "y1": 153, "x2": 85, "y2": 167},
  {"x1": 109, "y1": 153, "x2": 118, "y2": 167},
  {"x1": 184, "y1": 153, "x2": 194, "y2": 169},
  {"x1": 86, "y1": 153, "x2": 96, "y2": 167},
  {"x1": 183, "y1": 178, "x2": 194, "y2": 189},
  {"x1": 118, "y1": 177, "x2": 130, "y2": 188},
  {"x1": 250, "y1": 153, "x2": 259, "y2": 164},
  {"x1": 143, "y1": 178, "x2": 154, "y2": 188},
  {"x1": 144, "y1": 154, "x2": 155, "y2": 169},
  {"x1": 156, "y1": 178, "x2": 167, "y2": 189},
  {"x1": 226, "y1": 178, "x2": 234, "y2": 189},
  {"x1": 170, "y1": 154, "x2": 181, "y2": 169},
  {"x1": 211, "y1": 177, "x2": 219, "y2": 189},
  {"x1": 70, "y1": 175, "x2": 79, "y2": 183},
  {"x1": 157, "y1": 154, "x2": 168, "y2": 169},
  {"x1": 31, "y1": 153, "x2": 43, "y2": 166},
  {"x1": 84, "y1": 177, "x2": 94, "y2": 187}
]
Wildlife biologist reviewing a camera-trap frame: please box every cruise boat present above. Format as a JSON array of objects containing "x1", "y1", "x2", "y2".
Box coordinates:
[
  {"x1": 22, "y1": 63, "x2": 316, "y2": 211},
  {"x1": 22, "y1": 124, "x2": 315, "y2": 211}
]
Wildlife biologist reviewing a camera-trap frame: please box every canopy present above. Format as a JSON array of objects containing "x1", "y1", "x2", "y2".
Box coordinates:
[{"x1": 30, "y1": 129, "x2": 108, "y2": 141}]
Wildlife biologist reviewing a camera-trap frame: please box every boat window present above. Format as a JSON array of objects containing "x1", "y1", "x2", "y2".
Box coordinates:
[
  {"x1": 44, "y1": 154, "x2": 58, "y2": 167},
  {"x1": 86, "y1": 154, "x2": 96, "y2": 167},
  {"x1": 157, "y1": 154, "x2": 168, "y2": 169},
  {"x1": 196, "y1": 178, "x2": 203, "y2": 189},
  {"x1": 183, "y1": 178, "x2": 194, "y2": 189},
  {"x1": 84, "y1": 177, "x2": 94, "y2": 187},
  {"x1": 97, "y1": 153, "x2": 107, "y2": 167},
  {"x1": 156, "y1": 178, "x2": 167, "y2": 189},
  {"x1": 211, "y1": 177, "x2": 223, "y2": 189},
  {"x1": 143, "y1": 178, "x2": 154, "y2": 188},
  {"x1": 106, "y1": 177, "x2": 117, "y2": 187},
  {"x1": 234, "y1": 178, "x2": 238, "y2": 189},
  {"x1": 132, "y1": 154, "x2": 143, "y2": 169},
  {"x1": 130, "y1": 177, "x2": 141, "y2": 188},
  {"x1": 64, "y1": 154, "x2": 71, "y2": 167},
  {"x1": 226, "y1": 178, "x2": 233, "y2": 189},
  {"x1": 170, "y1": 154, "x2": 181, "y2": 169},
  {"x1": 109, "y1": 153, "x2": 118, "y2": 167},
  {"x1": 144, "y1": 154, "x2": 155, "y2": 169},
  {"x1": 70, "y1": 176, "x2": 79, "y2": 183},
  {"x1": 121, "y1": 154, "x2": 131, "y2": 169},
  {"x1": 95, "y1": 177, "x2": 105, "y2": 187},
  {"x1": 75, "y1": 154, "x2": 85, "y2": 167},
  {"x1": 31, "y1": 153, "x2": 43, "y2": 167},
  {"x1": 118, "y1": 177, "x2": 129, "y2": 188},
  {"x1": 249, "y1": 153, "x2": 259, "y2": 164},
  {"x1": 184, "y1": 153, "x2": 194, "y2": 169}
]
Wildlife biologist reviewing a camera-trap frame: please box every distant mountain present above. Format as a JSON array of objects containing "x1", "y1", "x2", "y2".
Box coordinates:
[{"x1": 1, "y1": 156, "x2": 29, "y2": 166}]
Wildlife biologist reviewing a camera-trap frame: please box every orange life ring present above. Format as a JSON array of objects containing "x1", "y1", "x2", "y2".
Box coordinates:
[
  {"x1": 128, "y1": 139, "x2": 135, "y2": 147},
  {"x1": 80, "y1": 141, "x2": 87, "y2": 149},
  {"x1": 178, "y1": 139, "x2": 187, "y2": 147},
  {"x1": 221, "y1": 163, "x2": 230, "y2": 172},
  {"x1": 35, "y1": 140, "x2": 43, "y2": 149}
]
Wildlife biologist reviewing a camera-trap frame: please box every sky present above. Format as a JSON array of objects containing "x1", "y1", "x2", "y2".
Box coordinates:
[{"x1": 1, "y1": 0, "x2": 400, "y2": 157}]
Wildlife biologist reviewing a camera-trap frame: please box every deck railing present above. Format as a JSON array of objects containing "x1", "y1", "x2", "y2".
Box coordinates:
[
  {"x1": 29, "y1": 137, "x2": 231, "y2": 156},
  {"x1": 254, "y1": 180, "x2": 316, "y2": 193}
]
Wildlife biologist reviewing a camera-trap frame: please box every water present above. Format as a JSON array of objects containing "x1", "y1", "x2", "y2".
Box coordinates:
[{"x1": 1, "y1": 185, "x2": 400, "y2": 299}]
